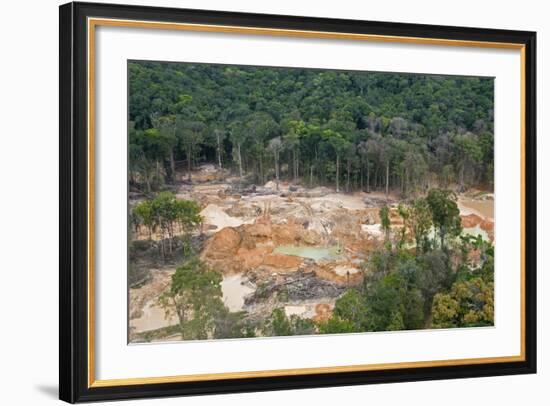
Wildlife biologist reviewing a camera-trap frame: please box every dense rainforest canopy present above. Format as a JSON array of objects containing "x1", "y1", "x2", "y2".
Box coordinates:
[{"x1": 129, "y1": 61, "x2": 494, "y2": 195}]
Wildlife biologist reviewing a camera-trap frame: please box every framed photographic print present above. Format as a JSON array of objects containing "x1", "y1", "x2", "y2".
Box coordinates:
[{"x1": 59, "y1": 1, "x2": 537, "y2": 403}]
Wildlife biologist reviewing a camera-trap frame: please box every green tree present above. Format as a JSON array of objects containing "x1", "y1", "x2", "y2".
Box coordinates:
[
  {"x1": 159, "y1": 257, "x2": 225, "y2": 340},
  {"x1": 245, "y1": 112, "x2": 279, "y2": 184},
  {"x1": 212, "y1": 309, "x2": 256, "y2": 339},
  {"x1": 453, "y1": 132, "x2": 483, "y2": 191},
  {"x1": 409, "y1": 198, "x2": 433, "y2": 253},
  {"x1": 283, "y1": 119, "x2": 305, "y2": 183},
  {"x1": 365, "y1": 134, "x2": 394, "y2": 196},
  {"x1": 331, "y1": 289, "x2": 366, "y2": 330},
  {"x1": 132, "y1": 192, "x2": 202, "y2": 259},
  {"x1": 401, "y1": 149, "x2": 428, "y2": 196},
  {"x1": 380, "y1": 205, "x2": 391, "y2": 242},
  {"x1": 380, "y1": 136, "x2": 395, "y2": 196},
  {"x1": 212, "y1": 127, "x2": 226, "y2": 169},
  {"x1": 317, "y1": 316, "x2": 357, "y2": 334},
  {"x1": 152, "y1": 115, "x2": 178, "y2": 182},
  {"x1": 264, "y1": 308, "x2": 292, "y2": 336},
  {"x1": 397, "y1": 204, "x2": 410, "y2": 249},
  {"x1": 263, "y1": 308, "x2": 315, "y2": 337},
  {"x1": 135, "y1": 127, "x2": 175, "y2": 190},
  {"x1": 343, "y1": 141, "x2": 358, "y2": 193},
  {"x1": 426, "y1": 189, "x2": 462, "y2": 249},
  {"x1": 178, "y1": 120, "x2": 206, "y2": 181},
  {"x1": 357, "y1": 139, "x2": 372, "y2": 192},
  {"x1": 363, "y1": 273, "x2": 424, "y2": 331},
  {"x1": 432, "y1": 277, "x2": 494, "y2": 328},
  {"x1": 416, "y1": 250, "x2": 452, "y2": 318},
  {"x1": 228, "y1": 119, "x2": 247, "y2": 180},
  {"x1": 129, "y1": 124, "x2": 157, "y2": 193},
  {"x1": 322, "y1": 128, "x2": 349, "y2": 193},
  {"x1": 132, "y1": 199, "x2": 155, "y2": 240},
  {"x1": 267, "y1": 137, "x2": 283, "y2": 190}
]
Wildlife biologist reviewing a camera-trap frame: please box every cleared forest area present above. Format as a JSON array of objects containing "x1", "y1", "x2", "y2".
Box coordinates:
[{"x1": 127, "y1": 62, "x2": 494, "y2": 342}]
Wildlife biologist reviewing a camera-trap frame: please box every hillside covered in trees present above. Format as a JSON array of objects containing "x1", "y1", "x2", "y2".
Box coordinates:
[
  {"x1": 129, "y1": 61, "x2": 494, "y2": 195},
  {"x1": 128, "y1": 61, "x2": 495, "y2": 342}
]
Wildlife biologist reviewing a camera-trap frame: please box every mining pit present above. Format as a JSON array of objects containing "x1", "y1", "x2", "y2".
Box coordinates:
[{"x1": 129, "y1": 164, "x2": 494, "y2": 342}]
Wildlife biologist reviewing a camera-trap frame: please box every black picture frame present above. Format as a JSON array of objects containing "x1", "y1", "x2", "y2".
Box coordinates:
[{"x1": 59, "y1": 1, "x2": 537, "y2": 403}]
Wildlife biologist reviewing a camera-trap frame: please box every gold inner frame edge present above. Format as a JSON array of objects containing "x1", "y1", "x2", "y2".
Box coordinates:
[{"x1": 87, "y1": 17, "x2": 527, "y2": 388}]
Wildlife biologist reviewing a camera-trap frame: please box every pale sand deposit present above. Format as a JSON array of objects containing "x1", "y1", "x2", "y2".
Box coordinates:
[{"x1": 200, "y1": 204, "x2": 252, "y2": 231}]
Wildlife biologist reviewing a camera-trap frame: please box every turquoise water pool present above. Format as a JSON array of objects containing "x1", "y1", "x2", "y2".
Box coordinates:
[{"x1": 273, "y1": 245, "x2": 341, "y2": 261}]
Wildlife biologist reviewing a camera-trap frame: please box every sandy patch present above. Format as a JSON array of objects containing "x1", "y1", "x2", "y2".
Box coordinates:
[
  {"x1": 309, "y1": 193, "x2": 367, "y2": 211},
  {"x1": 200, "y1": 204, "x2": 251, "y2": 231},
  {"x1": 333, "y1": 265, "x2": 361, "y2": 277},
  {"x1": 130, "y1": 298, "x2": 177, "y2": 333},
  {"x1": 221, "y1": 274, "x2": 255, "y2": 312},
  {"x1": 361, "y1": 223, "x2": 383, "y2": 237}
]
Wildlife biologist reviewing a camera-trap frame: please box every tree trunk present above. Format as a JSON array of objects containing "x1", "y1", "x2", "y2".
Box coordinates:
[
  {"x1": 336, "y1": 154, "x2": 340, "y2": 193},
  {"x1": 385, "y1": 160, "x2": 390, "y2": 197},
  {"x1": 216, "y1": 132, "x2": 223, "y2": 168},
  {"x1": 459, "y1": 161, "x2": 465, "y2": 192},
  {"x1": 274, "y1": 151, "x2": 280, "y2": 191},
  {"x1": 145, "y1": 172, "x2": 151, "y2": 194},
  {"x1": 346, "y1": 158, "x2": 351, "y2": 193},
  {"x1": 158, "y1": 218, "x2": 165, "y2": 260},
  {"x1": 237, "y1": 143, "x2": 243, "y2": 180},
  {"x1": 296, "y1": 151, "x2": 299, "y2": 182},
  {"x1": 171, "y1": 297, "x2": 185, "y2": 340},
  {"x1": 187, "y1": 147, "x2": 192, "y2": 181},
  {"x1": 310, "y1": 164, "x2": 314, "y2": 187},
  {"x1": 292, "y1": 149, "x2": 297, "y2": 183},
  {"x1": 170, "y1": 151, "x2": 176, "y2": 183},
  {"x1": 366, "y1": 159, "x2": 370, "y2": 193},
  {"x1": 156, "y1": 161, "x2": 160, "y2": 186},
  {"x1": 259, "y1": 154, "x2": 264, "y2": 185}
]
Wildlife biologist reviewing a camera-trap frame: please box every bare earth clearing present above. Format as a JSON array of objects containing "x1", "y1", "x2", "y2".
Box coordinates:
[{"x1": 129, "y1": 165, "x2": 494, "y2": 342}]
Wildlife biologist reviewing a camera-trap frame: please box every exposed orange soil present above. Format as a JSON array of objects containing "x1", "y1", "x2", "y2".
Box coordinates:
[{"x1": 313, "y1": 303, "x2": 333, "y2": 323}]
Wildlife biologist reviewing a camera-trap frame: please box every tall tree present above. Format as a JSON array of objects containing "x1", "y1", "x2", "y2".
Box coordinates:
[
  {"x1": 152, "y1": 115, "x2": 178, "y2": 182},
  {"x1": 322, "y1": 128, "x2": 349, "y2": 193},
  {"x1": 380, "y1": 205, "x2": 391, "y2": 242},
  {"x1": 426, "y1": 189, "x2": 462, "y2": 249},
  {"x1": 245, "y1": 112, "x2": 279, "y2": 184},
  {"x1": 228, "y1": 120, "x2": 247, "y2": 180},
  {"x1": 357, "y1": 138, "x2": 373, "y2": 192},
  {"x1": 141, "y1": 127, "x2": 174, "y2": 190},
  {"x1": 267, "y1": 137, "x2": 283, "y2": 190},
  {"x1": 283, "y1": 119, "x2": 306, "y2": 183},
  {"x1": 453, "y1": 132, "x2": 483, "y2": 192},
  {"x1": 213, "y1": 127, "x2": 225, "y2": 169},
  {"x1": 133, "y1": 192, "x2": 202, "y2": 258},
  {"x1": 401, "y1": 149, "x2": 428, "y2": 196},
  {"x1": 177, "y1": 119, "x2": 206, "y2": 181},
  {"x1": 159, "y1": 257, "x2": 225, "y2": 340},
  {"x1": 408, "y1": 197, "x2": 433, "y2": 253}
]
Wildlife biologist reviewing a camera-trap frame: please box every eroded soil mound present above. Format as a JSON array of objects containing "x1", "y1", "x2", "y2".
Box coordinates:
[{"x1": 461, "y1": 212, "x2": 494, "y2": 242}]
